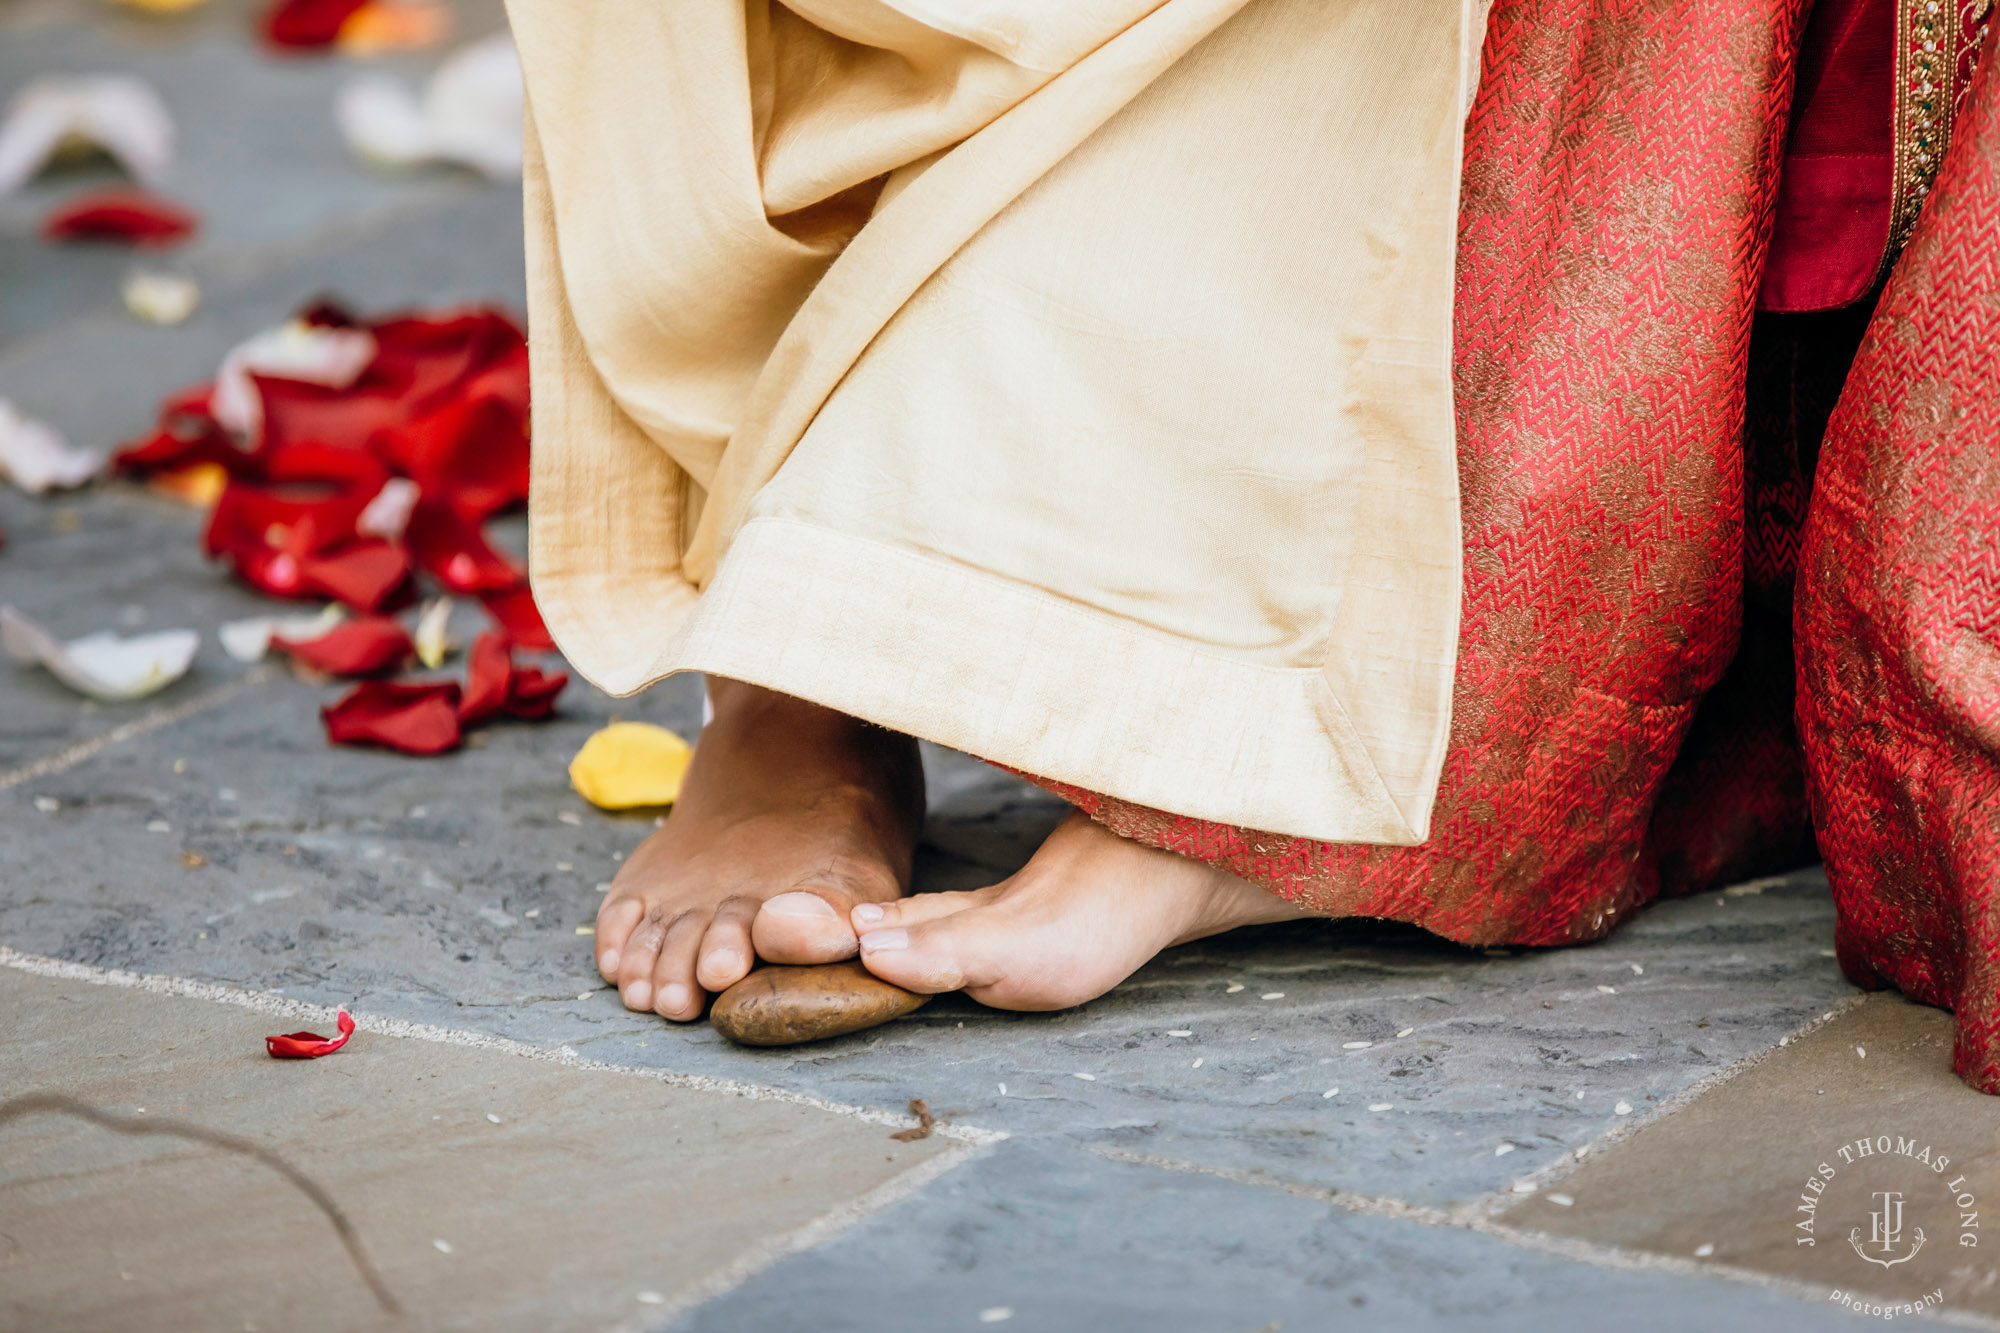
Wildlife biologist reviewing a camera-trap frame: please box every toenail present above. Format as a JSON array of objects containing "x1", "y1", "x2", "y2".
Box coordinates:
[
  {"x1": 852, "y1": 903, "x2": 885, "y2": 926},
  {"x1": 599, "y1": 949, "x2": 619, "y2": 972},
  {"x1": 624, "y1": 980, "x2": 652, "y2": 1008},
  {"x1": 704, "y1": 948, "x2": 745, "y2": 973},
  {"x1": 659, "y1": 983, "x2": 691, "y2": 1013},
  {"x1": 764, "y1": 892, "x2": 838, "y2": 920},
  {"x1": 859, "y1": 929, "x2": 908, "y2": 954}
]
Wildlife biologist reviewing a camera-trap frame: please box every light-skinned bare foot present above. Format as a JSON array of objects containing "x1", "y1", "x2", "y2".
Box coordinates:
[
  {"x1": 850, "y1": 810, "x2": 1305, "y2": 1010},
  {"x1": 595, "y1": 677, "x2": 924, "y2": 1021}
]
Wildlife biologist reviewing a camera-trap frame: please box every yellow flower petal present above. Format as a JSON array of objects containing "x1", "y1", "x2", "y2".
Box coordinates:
[{"x1": 568, "y1": 721, "x2": 692, "y2": 810}]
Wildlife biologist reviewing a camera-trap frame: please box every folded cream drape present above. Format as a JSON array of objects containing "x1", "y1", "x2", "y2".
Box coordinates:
[{"x1": 507, "y1": 0, "x2": 1481, "y2": 844}]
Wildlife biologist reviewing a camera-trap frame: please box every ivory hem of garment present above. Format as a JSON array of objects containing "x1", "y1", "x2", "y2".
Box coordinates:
[{"x1": 653, "y1": 517, "x2": 1423, "y2": 845}]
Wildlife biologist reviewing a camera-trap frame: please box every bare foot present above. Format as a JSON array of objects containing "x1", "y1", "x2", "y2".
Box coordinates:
[
  {"x1": 595, "y1": 677, "x2": 924, "y2": 1020},
  {"x1": 850, "y1": 811, "x2": 1304, "y2": 1009}
]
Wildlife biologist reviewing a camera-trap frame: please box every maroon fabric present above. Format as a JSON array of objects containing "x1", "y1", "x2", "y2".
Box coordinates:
[{"x1": 1758, "y1": 0, "x2": 1895, "y2": 311}]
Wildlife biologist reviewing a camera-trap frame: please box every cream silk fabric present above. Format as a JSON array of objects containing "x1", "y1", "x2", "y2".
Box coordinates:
[{"x1": 509, "y1": 0, "x2": 1482, "y2": 844}]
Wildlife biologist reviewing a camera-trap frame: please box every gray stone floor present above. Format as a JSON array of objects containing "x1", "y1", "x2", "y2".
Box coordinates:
[{"x1": 3, "y1": 4, "x2": 1997, "y2": 1329}]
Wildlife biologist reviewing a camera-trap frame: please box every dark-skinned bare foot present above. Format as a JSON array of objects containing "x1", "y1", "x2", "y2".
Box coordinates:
[
  {"x1": 850, "y1": 810, "x2": 1305, "y2": 1009},
  {"x1": 594, "y1": 677, "x2": 924, "y2": 1021}
]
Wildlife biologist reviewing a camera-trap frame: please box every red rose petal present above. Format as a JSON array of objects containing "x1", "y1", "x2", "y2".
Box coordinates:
[
  {"x1": 263, "y1": 0, "x2": 369, "y2": 47},
  {"x1": 371, "y1": 393, "x2": 527, "y2": 521},
  {"x1": 479, "y1": 585, "x2": 555, "y2": 650},
  {"x1": 404, "y1": 497, "x2": 522, "y2": 593},
  {"x1": 266, "y1": 1008, "x2": 355, "y2": 1058},
  {"x1": 272, "y1": 615, "x2": 414, "y2": 675},
  {"x1": 323, "y1": 679, "x2": 462, "y2": 754},
  {"x1": 41, "y1": 188, "x2": 199, "y2": 246},
  {"x1": 506, "y1": 664, "x2": 568, "y2": 720},
  {"x1": 298, "y1": 540, "x2": 411, "y2": 611},
  {"x1": 458, "y1": 633, "x2": 568, "y2": 726},
  {"x1": 456, "y1": 632, "x2": 512, "y2": 725}
]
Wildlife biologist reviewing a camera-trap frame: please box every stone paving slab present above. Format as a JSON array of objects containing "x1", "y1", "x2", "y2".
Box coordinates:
[
  {"x1": 1501, "y1": 991, "x2": 2000, "y2": 1322},
  {"x1": 672, "y1": 1140, "x2": 1857, "y2": 1333},
  {"x1": 0, "y1": 637, "x2": 1863, "y2": 1207},
  {"x1": 0, "y1": 962, "x2": 968, "y2": 1332}
]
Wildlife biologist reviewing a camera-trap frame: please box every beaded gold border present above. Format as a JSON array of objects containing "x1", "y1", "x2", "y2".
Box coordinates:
[{"x1": 1880, "y1": 0, "x2": 1993, "y2": 277}]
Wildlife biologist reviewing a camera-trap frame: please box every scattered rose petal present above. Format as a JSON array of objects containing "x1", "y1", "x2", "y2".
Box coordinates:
[
  {"x1": 336, "y1": 0, "x2": 452, "y2": 54},
  {"x1": 568, "y1": 721, "x2": 692, "y2": 810},
  {"x1": 411, "y1": 594, "x2": 454, "y2": 667},
  {"x1": 458, "y1": 632, "x2": 565, "y2": 724},
  {"x1": 272, "y1": 614, "x2": 414, "y2": 675},
  {"x1": 0, "y1": 74, "x2": 174, "y2": 194},
  {"x1": 0, "y1": 401, "x2": 99, "y2": 494},
  {"x1": 355, "y1": 476, "x2": 420, "y2": 543},
  {"x1": 263, "y1": 0, "x2": 369, "y2": 48},
  {"x1": 147, "y1": 461, "x2": 228, "y2": 508},
  {"x1": 41, "y1": 187, "x2": 197, "y2": 246},
  {"x1": 219, "y1": 605, "x2": 346, "y2": 662},
  {"x1": 336, "y1": 34, "x2": 522, "y2": 179},
  {"x1": 123, "y1": 268, "x2": 201, "y2": 324},
  {"x1": 322, "y1": 678, "x2": 462, "y2": 754},
  {"x1": 211, "y1": 318, "x2": 377, "y2": 445},
  {"x1": 479, "y1": 584, "x2": 553, "y2": 649},
  {"x1": 265, "y1": 1008, "x2": 355, "y2": 1058},
  {"x1": 2, "y1": 605, "x2": 197, "y2": 700}
]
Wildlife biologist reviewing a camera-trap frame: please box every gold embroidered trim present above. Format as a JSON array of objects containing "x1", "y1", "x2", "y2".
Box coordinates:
[{"x1": 1883, "y1": 0, "x2": 1991, "y2": 275}]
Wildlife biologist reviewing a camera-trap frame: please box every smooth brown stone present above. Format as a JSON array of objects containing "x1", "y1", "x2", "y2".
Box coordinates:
[{"x1": 710, "y1": 961, "x2": 932, "y2": 1047}]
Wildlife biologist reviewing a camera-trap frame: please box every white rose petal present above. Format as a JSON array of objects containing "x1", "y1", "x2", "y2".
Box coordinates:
[
  {"x1": 3, "y1": 606, "x2": 197, "y2": 701},
  {"x1": 0, "y1": 74, "x2": 174, "y2": 194},
  {"x1": 337, "y1": 33, "x2": 523, "y2": 179},
  {"x1": 0, "y1": 401, "x2": 100, "y2": 494}
]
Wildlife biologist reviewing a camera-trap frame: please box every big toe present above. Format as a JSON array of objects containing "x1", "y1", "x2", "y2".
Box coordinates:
[
  {"x1": 857, "y1": 914, "x2": 996, "y2": 999},
  {"x1": 752, "y1": 891, "x2": 860, "y2": 964}
]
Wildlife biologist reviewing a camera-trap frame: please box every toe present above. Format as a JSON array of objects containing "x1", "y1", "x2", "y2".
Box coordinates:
[
  {"x1": 650, "y1": 910, "x2": 709, "y2": 1022},
  {"x1": 614, "y1": 907, "x2": 672, "y2": 1011},
  {"x1": 857, "y1": 909, "x2": 1005, "y2": 997},
  {"x1": 850, "y1": 889, "x2": 984, "y2": 934},
  {"x1": 694, "y1": 896, "x2": 760, "y2": 993},
  {"x1": 595, "y1": 895, "x2": 645, "y2": 981},
  {"x1": 752, "y1": 890, "x2": 859, "y2": 964}
]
